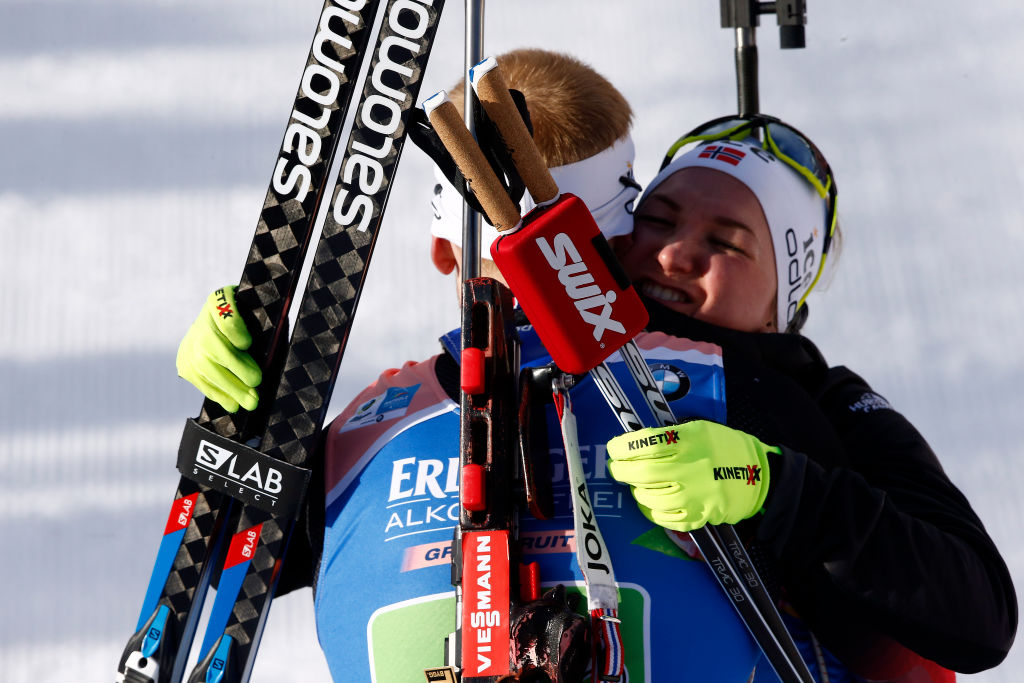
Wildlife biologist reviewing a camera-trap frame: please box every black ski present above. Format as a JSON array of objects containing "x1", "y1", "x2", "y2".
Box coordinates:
[
  {"x1": 117, "y1": 3, "x2": 383, "y2": 682},
  {"x1": 186, "y1": 1, "x2": 447, "y2": 681}
]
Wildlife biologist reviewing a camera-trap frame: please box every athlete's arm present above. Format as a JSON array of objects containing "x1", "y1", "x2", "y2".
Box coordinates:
[{"x1": 757, "y1": 368, "x2": 1016, "y2": 674}]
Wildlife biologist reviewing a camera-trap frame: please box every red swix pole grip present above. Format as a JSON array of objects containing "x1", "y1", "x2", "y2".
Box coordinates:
[
  {"x1": 470, "y1": 57, "x2": 648, "y2": 375},
  {"x1": 492, "y1": 200, "x2": 648, "y2": 374},
  {"x1": 422, "y1": 91, "x2": 522, "y2": 232},
  {"x1": 470, "y1": 56, "x2": 559, "y2": 204}
]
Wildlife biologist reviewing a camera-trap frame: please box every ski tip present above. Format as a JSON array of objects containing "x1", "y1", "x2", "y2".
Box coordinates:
[{"x1": 468, "y1": 55, "x2": 498, "y2": 89}]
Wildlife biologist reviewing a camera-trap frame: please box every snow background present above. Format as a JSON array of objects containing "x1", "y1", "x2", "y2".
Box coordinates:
[{"x1": 1, "y1": 0, "x2": 1022, "y2": 680}]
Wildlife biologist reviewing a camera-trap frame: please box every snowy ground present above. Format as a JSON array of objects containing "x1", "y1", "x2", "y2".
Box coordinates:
[{"x1": 1, "y1": 1, "x2": 1022, "y2": 681}]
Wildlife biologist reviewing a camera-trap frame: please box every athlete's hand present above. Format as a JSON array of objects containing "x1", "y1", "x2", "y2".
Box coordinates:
[
  {"x1": 606, "y1": 421, "x2": 774, "y2": 532},
  {"x1": 176, "y1": 286, "x2": 261, "y2": 413}
]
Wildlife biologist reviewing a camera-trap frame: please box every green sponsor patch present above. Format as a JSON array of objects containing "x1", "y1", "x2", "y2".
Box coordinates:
[{"x1": 368, "y1": 586, "x2": 650, "y2": 681}]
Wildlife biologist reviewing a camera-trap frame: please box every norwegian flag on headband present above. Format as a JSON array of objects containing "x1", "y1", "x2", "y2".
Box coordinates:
[{"x1": 698, "y1": 144, "x2": 746, "y2": 166}]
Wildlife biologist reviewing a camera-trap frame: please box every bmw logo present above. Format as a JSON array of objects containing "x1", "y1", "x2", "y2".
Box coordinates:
[{"x1": 651, "y1": 364, "x2": 690, "y2": 402}]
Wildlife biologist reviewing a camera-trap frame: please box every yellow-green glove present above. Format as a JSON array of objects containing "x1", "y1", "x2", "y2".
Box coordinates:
[
  {"x1": 606, "y1": 421, "x2": 775, "y2": 532},
  {"x1": 175, "y1": 286, "x2": 261, "y2": 413}
]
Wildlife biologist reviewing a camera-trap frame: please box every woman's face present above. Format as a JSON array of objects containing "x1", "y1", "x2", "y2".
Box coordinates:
[{"x1": 617, "y1": 167, "x2": 778, "y2": 333}]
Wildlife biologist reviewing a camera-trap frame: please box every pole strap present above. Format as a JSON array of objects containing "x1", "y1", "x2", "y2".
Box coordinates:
[{"x1": 552, "y1": 377, "x2": 624, "y2": 682}]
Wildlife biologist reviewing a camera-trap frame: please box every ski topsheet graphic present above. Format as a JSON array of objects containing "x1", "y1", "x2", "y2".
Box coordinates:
[{"x1": 117, "y1": 2, "x2": 446, "y2": 682}]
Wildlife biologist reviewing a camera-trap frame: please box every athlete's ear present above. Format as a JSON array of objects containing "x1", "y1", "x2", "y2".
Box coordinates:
[{"x1": 431, "y1": 236, "x2": 458, "y2": 275}]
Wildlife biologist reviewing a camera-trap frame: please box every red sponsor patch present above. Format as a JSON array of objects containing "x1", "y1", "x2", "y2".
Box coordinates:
[
  {"x1": 224, "y1": 524, "x2": 263, "y2": 569},
  {"x1": 164, "y1": 493, "x2": 199, "y2": 535},
  {"x1": 461, "y1": 530, "x2": 511, "y2": 676}
]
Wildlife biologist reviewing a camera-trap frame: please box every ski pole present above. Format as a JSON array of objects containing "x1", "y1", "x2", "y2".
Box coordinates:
[
  {"x1": 460, "y1": 0, "x2": 486, "y2": 280},
  {"x1": 594, "y1": 347, "x2": 814, "y2": 683}
]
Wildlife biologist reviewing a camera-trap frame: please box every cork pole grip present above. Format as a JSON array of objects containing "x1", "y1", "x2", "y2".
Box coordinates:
[
  {"x1": 470, "y1": 58, "x2": 561, "y2": 205},
  {"x1": 425, "y1": 95, "x2": 522, "y2": 232}
]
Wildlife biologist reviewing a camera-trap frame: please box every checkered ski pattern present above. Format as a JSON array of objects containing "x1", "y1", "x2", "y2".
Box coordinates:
[
  {"x1": 121, "y1": 2, "x2": 384, "y2": 680},
  {"x1": 198, "y1": 0, "x2": 447, "y2": 671}
]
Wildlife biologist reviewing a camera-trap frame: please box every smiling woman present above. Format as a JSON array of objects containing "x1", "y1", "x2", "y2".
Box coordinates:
[
  {"x1": 623, "y1": 115, "x2": 837, "y2": 334},
  {"x1": 618, "y1": 166, "x2": 779, "y2": 333},
  {"x1": 602, "y1": 114, "x2": 1017, "y2": 681}
]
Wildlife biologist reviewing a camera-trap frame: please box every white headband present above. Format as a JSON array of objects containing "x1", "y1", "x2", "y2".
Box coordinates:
[
  {"x1": 430, "y1": 134, "x2": 638, "y2": 257},
  {"x1": 639, "y1": 138, "x2": 829, "y2": 330}
]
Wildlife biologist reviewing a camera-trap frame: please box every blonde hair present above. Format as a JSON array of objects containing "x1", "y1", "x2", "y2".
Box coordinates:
[{"x1": 448, "y1": 48, "x2": 633, "y2": 167}]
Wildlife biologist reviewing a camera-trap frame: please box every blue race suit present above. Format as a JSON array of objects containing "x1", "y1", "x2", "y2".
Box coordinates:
[{"x1": 315, "y1": 327, "x2": 762, "y2": 681}]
